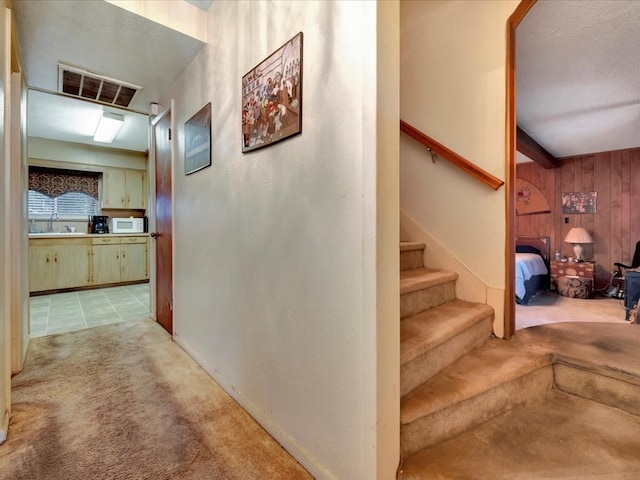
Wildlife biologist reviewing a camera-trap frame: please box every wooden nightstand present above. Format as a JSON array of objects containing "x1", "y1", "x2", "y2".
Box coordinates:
[{"x1": 550, "y1": 260, "x2": 595, "y2": 295}]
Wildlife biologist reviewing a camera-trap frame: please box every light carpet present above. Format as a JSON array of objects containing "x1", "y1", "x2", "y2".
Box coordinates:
[
  {"x1": 0, "y1": 319, "x2": 312, "y2": 480},
  {"x1": 516, "y1": 291, "x2": 628, "y2": 329}
]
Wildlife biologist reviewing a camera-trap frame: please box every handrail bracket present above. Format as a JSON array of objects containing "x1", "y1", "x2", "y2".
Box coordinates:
[{"x1": 400, "y1": 119, "x2": 504, "y2": 191}]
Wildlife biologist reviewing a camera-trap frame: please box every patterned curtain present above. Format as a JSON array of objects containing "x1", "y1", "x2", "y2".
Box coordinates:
[{"x1": 29, "y1": 167, "x2": 99, "y2": 199}]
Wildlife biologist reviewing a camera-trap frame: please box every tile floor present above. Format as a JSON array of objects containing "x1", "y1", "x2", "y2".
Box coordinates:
[{"x1": 30, "y1": 283, "x2": 150, "y2": 338}]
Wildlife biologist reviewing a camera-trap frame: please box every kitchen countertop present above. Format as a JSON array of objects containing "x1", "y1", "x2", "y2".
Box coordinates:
[{"x1": 29, "y1": 233, "x2": 150, "y2": 239}]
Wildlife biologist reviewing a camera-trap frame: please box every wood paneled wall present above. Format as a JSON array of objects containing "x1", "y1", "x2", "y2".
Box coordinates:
[{"x1": 516, "y1": 147, "x2": 640, "y2": 290}]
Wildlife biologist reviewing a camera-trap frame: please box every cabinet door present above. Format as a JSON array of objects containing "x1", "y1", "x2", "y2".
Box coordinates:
[
  {"x1": 55, "y1": 245, "x2": 91, "y2": 289},
  {"x1": 125, "y1": 169, "x2": 146, "y2": 209},
  {"x1": 120, "y1": 243, "x2": 148, "y2": 282},
  {"x1": 29, "y1": 246, "x2": 56, "y2": 292},
  {"x1": 92, "y1": 245, "x2": 122, "y2": 285},
  {"x1": 103, "y1": 167, "x2": 126, "y2": 209}
]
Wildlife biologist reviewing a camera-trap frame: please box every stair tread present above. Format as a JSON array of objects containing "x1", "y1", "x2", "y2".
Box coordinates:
[
  {"x1": 400, "y1": 268, "x2": 458, "y2": 295},
  {"x1": 400, "y1": 339, "x2": 552, "y2": 425},
  {"x1": 400, "y1": 391, "x2": 640, "y2": 479},
  {"x1": 401, "y1": 300, "x2": 493, "y2": 366},
  {"x1": 400, "y1": 241, "x2": 426, "y2": 252}
]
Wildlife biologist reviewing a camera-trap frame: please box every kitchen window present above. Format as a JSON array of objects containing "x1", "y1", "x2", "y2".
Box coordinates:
[
  {"x1": 28, "y1": 167, "x2": 99, "y2": 219},
  {"x1": 28, "y1": 190, "x2": 98, "y2": 219}
]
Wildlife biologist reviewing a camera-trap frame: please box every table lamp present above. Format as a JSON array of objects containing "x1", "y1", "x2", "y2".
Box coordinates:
[{"x1": 564, "y1": 227, "x2": 593, "y2": 262}]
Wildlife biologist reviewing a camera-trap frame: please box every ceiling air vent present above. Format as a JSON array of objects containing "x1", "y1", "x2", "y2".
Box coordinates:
[{"x1": 58, "y1": 64, "x2": 142, "y2": 108}]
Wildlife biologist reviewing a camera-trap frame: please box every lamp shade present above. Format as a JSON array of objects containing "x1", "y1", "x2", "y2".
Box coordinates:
[
  {"x1": 564, "y1": 227, "x2": 593, "y2": 261},
  {"x1": 93, "y1": 112, "x2": 124, "y2": 143},
  {"x1": 564, "y1": 227, "x2": 593, "y2": 244}
]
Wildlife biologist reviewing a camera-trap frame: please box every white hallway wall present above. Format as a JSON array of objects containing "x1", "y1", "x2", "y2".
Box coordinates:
[
  {"x1": 163, "y1": 1, "x2": 398, "y2": 479},
  {"x1": 400, "y1": 0, "x2": 519, "y2": 337}
]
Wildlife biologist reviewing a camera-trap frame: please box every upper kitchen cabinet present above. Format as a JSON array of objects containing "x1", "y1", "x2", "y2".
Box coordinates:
[{"x1": 103, "y1": 167, "x2": 146, "y2": 209}]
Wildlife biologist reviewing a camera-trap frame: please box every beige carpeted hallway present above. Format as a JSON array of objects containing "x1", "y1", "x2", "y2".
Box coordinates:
[{"x1": 0, "y1": 319, "x2": 312, "y2": 479}]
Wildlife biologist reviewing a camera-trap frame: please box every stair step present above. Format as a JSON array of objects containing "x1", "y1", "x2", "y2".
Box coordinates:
[
  {"x1": 400, "y1": 268, "x2": 457, "y2": 319},
  {"x1": 401, "y1": 300, "x2": 493, "y2": 396},
  {"x1": 554, "y1": 357, "x2": 640, "y2": 417},
  {"x1": 400, "y1": 242, "x2": 426, "y2": 271},
  {"x1": 400, "y1": 339, "x2": 553, "y2": 457},
  {"x1": 515, "y1": 322, "x2": 640, "y2": 417},
  {"x1": 399, "y1": 391, "x2": 640, "y2": 479}
]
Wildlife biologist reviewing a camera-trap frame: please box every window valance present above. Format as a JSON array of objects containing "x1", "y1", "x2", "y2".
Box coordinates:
[{"x1": 28, "y1": 167, "x2": 99, "y2": 200}]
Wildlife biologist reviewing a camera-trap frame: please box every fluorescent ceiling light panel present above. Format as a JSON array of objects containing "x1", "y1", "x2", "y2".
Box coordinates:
[{"x1": 93, "y1": 112, "x2": 124, "y2": 143}]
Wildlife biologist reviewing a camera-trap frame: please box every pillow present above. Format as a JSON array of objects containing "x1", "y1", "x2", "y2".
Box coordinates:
[{"x1": 516, "y1": 245, "x2": 541, "y2": 255}]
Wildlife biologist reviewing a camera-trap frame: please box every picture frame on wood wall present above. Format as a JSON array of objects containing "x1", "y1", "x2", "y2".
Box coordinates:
[
  {"x1": 562, "y1": 191, "x2": 597, "y2": 214},
  {"x1": 242, "y1": 32, "x2": 303, "y2": 153},
  {"x1": 184, "y1": 102, "x2": 212, "y2": 175}
]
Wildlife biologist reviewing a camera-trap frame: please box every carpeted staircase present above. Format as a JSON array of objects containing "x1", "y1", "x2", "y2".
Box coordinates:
[
  {"x1": 398, "y1": 241, "x2": 640, "y2": 478},
  {"x1": 399, "y1": 241, "x2": 552, "y2": 457}
]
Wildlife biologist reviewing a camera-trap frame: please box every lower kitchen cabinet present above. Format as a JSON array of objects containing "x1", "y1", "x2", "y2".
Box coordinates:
[
  {"x1": 92, "y1": 236, "x2": 148, "y2": 285},
  {"x1": 120, "y1": 241, "x2": 148, "y2": 282},
  {"x1": 29, "y1": 246, "x2": 56, "y2": 292},
  {"x1": 29, "y1": 235, "x2": 148, "y2": 293},
  {"x1": 91, "y1": 242, "x2": 122, "y2": 285},
  {"x1": 29, "y1": 239, "x2": 91, "y2": 292}
]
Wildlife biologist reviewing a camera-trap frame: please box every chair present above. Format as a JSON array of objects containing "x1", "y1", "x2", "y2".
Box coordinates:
[{"x1": 613, "y1": 241, "x2": 640, "y2": 298}]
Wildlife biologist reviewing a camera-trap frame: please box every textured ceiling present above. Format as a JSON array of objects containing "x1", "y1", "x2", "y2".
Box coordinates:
[
  {"x1": 517, "y1": 0, "x2": 640, "y2": 159},
  {"x1": 15, "y1": 0, "x2": 639, "y2": 157},
  {"x1": 11, "y1": 0, "x2": 206, "y2": 151}
]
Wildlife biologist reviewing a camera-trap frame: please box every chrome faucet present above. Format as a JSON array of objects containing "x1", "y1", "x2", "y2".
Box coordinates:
[{"x1": 47, "y1": 213, "x2": 59, "y2": 232}]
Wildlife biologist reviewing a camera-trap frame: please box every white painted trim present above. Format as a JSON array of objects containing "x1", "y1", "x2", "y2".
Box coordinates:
[
  {"x1": 0, "y1": 5, "x2": 12, "y2": 441},
  {"x1": 0, "y1": 408, "x2": 9, "y2": 444}
]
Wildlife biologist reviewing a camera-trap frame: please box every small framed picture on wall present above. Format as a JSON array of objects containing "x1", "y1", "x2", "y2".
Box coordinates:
[
  {"x1": 561, "y1": 192, "x2": 597, "y2": 214},
  {"x1": 184, "y1": 102, "x2": 212, "y2": 175}
]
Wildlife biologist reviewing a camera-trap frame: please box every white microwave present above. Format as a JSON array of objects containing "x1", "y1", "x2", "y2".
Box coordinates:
[{"x1": 112, "y1": 217, "x2": 144, "y2": 234}]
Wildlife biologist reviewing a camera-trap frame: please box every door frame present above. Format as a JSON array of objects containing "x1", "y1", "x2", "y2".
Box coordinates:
[
  {"x1": 149, "y1": 102, "x2": 174, "y2": 333},
  {"x1": 504, "y1": 0, "x2": 537, "y2": 339}
]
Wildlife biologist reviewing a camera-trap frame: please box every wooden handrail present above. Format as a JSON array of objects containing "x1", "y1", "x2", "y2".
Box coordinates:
[{"x1": 400, "y1": 120, "x2": 504, "y2": 191}]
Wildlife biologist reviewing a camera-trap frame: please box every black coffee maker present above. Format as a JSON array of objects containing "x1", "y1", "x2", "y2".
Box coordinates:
[{"x1": 92, "y1": 215, "x2": 109, "y2": 234}]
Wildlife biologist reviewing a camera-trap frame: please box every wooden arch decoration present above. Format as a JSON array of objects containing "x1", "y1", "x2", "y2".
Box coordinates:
[{"x1": 515, "y1": 178, "x2": 550, "y2": 215}]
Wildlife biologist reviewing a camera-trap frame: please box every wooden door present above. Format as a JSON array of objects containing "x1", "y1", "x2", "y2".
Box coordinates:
[{"x1": 154, "y1": 110, "x2": 173, "y2": 334}]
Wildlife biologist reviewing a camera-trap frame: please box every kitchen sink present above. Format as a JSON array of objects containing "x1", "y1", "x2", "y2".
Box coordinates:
[{"x1": 30, "y1": 232, "x2": 87, "y2": 236}]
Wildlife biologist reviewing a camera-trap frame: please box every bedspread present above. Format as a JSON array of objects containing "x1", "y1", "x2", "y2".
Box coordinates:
[{"x1": 515, "y1": 252, "x2": 548, "y2": 300}]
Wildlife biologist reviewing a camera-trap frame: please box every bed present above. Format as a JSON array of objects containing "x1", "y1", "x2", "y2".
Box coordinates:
[{"x1": 515, "y1": 236, "x2": 550, "y2": 305}]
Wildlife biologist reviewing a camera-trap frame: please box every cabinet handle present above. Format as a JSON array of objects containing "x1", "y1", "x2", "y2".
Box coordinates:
[
  {"x1": 46, "y1": 254, "x2": 50, "y2": 263},
  {"x1": 122, "y1": 251, "x2": 126, "y2": 258},
  {"x1": 54, "y1": 254, "x2": 58, "y2": 263}
]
